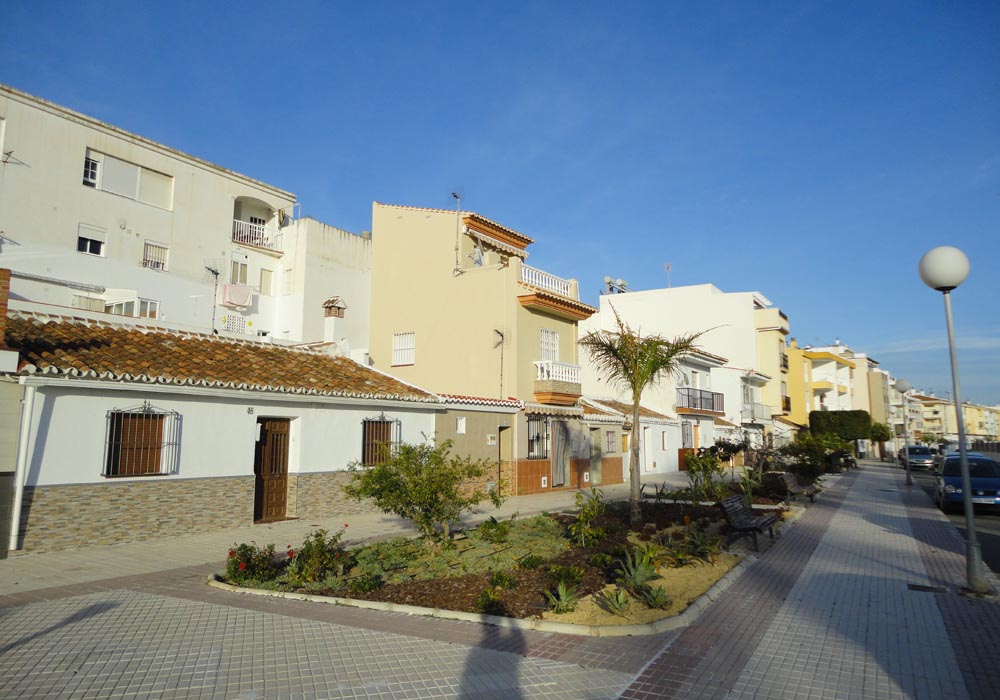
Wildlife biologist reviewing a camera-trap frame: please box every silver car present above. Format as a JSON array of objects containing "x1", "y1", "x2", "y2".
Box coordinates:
[{"x1": 900, "y1": 445, "x2": 936, "y2": 469}]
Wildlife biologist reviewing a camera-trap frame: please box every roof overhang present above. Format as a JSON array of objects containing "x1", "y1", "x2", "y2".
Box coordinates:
[{"x1": 517, "y1": 289, "x2": 597, "y2": 321}]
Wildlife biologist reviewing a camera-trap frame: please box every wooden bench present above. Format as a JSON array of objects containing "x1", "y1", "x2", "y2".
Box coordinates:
[
  {"x1": 718, "y1": 495, "x2": 779, "y2": 552},
  {"x1": 781, "y1": 471, "x2": 817, "y2": 503}
]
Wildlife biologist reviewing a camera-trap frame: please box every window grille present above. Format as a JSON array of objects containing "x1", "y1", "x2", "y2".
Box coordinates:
[
  {"x1": 527, "y1": 415, "x2": 549, "y2": 459},
  {"x1": 142, "y1": 241, "x2": 169, "y2": 270},
  {"x1": 682, "y1": 421, "x2": 694, "y2": 449},
  {"x1": 392, "y1": 332, "x2": 415, "y2": 366},
  {"x1": 539, "y1": 329, "x2": 560, "y2": 362},
  {"x1": 103, "y1": 401, "x2": 180, "y2": 477},
  {"x1": 223, "y1": 314, "x2": 247, "y2": 334},
  {"x1": 361, "y1": 415, "x2": 401, "y2": 466},
  {"x1": 605, "y1": 430, "x2": 616, "y2": 453}
]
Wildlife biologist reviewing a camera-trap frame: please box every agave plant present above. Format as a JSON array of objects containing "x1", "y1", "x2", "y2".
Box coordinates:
[{"x1": 545, "y1": 582, "x2": 582, "y2": 614}]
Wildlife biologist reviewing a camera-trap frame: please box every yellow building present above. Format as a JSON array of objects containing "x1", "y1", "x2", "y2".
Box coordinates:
[
  {"x1": 369, "y1": 202, "x2": 618, "y2": 495},
  {"x1": 754, "y1": 307, "x2": 794, "y2": 441}
]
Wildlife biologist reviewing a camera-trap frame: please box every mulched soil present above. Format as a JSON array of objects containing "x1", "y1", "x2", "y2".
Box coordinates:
[{"x1": 316, "y1": 501, "x2": 728, "y2": 619}]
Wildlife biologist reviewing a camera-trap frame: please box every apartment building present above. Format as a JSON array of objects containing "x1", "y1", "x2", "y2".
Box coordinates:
[
  {"x1": 0, "y1": 84, "x2": 370, "y2": 353},
  {"x1": 369, "y1": 202, "x2": 619, "y2": 495}
]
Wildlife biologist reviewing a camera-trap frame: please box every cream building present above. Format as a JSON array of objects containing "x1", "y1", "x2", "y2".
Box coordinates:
[
  {"x1": 0, "y1": 84, "x2": 370, "y2": 353},
  {"x1": 369, "y1": 202, "x2": 620, "y2": 495}
]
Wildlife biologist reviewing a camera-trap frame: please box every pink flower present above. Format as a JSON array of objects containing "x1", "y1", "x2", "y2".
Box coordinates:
[{"x1": 344, "y1": 523, "x2": 349, "y2": 529}]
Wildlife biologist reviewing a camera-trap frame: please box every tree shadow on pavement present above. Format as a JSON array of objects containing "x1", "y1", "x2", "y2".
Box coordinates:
[{"x1": 0, "y1": 602, "x2": 119, "y2": 655}]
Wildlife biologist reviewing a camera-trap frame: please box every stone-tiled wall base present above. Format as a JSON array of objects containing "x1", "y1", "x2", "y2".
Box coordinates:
[
  {"x1": 291, "y1": 471, "x2": 383, "y2": 521},
  {"x1": 18, "y1": 477, "x2": 254, "y2": 553},
  {"x1": 499, "y1": 461, "x2": 515, "y2": 498},
  {"x1": 570, "y1": 458, "x2": 590, "y2": 489},
  {"x1": 515, "y1": 459, "x2": 552, "y2": 495}
]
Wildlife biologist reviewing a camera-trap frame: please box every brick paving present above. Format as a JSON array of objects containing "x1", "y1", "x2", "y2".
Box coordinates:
[{"x1": 2, "y1": 464, "x2": 999, "y2": 698}]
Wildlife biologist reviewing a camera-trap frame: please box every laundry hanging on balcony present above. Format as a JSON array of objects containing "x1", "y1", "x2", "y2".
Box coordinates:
[{"x1": 219, "y1": 283, "x2": 253, "y2": 310}]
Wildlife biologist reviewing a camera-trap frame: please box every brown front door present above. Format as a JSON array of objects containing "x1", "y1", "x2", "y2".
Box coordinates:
[{"x1": 254, "y1": 418, "x2": 289, "y2": 522}]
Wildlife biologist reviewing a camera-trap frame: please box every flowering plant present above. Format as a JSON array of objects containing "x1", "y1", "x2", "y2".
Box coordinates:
[
  {"x1": 226, "y1": 542, "x2": 278, "y2": 584},
  {"x1": 285, "y1": 526, "x2": 353, "y2": 586}
]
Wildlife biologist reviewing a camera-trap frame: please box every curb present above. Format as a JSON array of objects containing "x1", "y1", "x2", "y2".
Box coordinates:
[{"x1": 208, "y1": 503, "x2": 810, "y2": 637}]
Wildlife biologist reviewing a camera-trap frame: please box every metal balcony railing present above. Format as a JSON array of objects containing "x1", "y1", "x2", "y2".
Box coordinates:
[
  {"x1": 677, "y1": 388, "x2": 724, "y2": 413},
  {"x1": 534, "y1": 360, "x2": 581, "y2": 384},
  {"x1": 521, "y1": 264, "x2": 572, "y2": 298},
  {"x1": 743, "y1": 402, "x2": 774, "y2": 422},
  {"x1": 232, "y1": 219, "x2": 282, "y2": 252}
]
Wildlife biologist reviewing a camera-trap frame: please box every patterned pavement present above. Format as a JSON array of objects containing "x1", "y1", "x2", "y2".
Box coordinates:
[{"x1": 2, "y1": 464, "x2": 999, "y2": 699}]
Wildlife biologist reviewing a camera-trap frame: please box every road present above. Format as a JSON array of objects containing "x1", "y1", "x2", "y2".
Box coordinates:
[{"x1": 903, "y1": 463, "x2": 1000, "y2": 574}]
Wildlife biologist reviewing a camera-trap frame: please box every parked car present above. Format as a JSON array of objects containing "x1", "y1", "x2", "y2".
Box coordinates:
[
  {"x1": 934, "y1": 453, "x2": 1000, "y2": 512},
  {"x1": 899, "y1": 445, "x2": 936, "y2": 469}
]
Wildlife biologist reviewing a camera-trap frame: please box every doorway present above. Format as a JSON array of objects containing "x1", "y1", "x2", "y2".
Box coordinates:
[
  {"x1": 253, "y1": 417, "x2": 289, "y2": 522},
  {"x1": 589, "y1": 428, "x2": 603, "y2": 485}
]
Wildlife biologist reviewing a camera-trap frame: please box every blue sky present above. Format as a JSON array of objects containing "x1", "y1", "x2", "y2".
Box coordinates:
[{"x1": 5, "y1": 1, "x2": 999, "y2": 404}]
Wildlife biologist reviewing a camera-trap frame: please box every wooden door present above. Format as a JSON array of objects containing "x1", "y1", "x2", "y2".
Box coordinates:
[{"x1": 254, "y1": 418, "x2": 289, "y2": 522}]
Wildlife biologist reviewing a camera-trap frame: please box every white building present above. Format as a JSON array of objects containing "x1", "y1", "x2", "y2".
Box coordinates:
[
  {"x1": 0, "y1": 84, "x2": 370, "y2": 355},
  {"x1": 578, "y1": 283, "x2": 781, "y2": 454}
]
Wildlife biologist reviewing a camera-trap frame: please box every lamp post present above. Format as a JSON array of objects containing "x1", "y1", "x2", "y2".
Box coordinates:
[
  {"x1": 918, "y1": 245, "x2": 987, "y2": 593},
  {"x1": 895, "y1": 379, "x2": 912, "y2": 486}
]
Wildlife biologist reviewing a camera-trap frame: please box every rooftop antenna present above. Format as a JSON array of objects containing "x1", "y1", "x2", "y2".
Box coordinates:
[
  {"x1": 665, "y1": 263, "x2": 672, "y2": 288},
  {"x1": 205, "y1": 266, "x2": 220, "y2": 332},
  {"x1": 451, "y1": 191, "x2": 462, "y2": 276}
]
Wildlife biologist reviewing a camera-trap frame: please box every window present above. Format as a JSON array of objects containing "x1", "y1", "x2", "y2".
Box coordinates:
[
  {"x1": 138, "y1": 299, "x2": 159, "y2": 319},
  {"x1": 142, "y1": 241, "x2": 169, "y2": 270},
  {"x1": 661, "y1": 431, "x2": 667, "y2": 450},
  {"x1": 72, "y1": 295, "x2": 104, "y2": 312},
  {"x1": 605, "y1": 430, "x2": 616, "y2": 453},
  {"x1": 456, "y1": 416, "x2": 467, "y2": 434},
  {"x1": 527, "y1": 416, "x2": 549, "y2": 459},
  {"x1": 231, "y1": 259, "x2": 248, "y2": 285},
  {"x1": 77, "y1": 223, "x2": 106, "y2": 256},
  {"x1": 84, "y1": 150, "x2": 174, "y2": 209},
  {"x1": 392, "y1": 332, "x2": 416, "y2": 366},
  {"x1": 259, "y1": 268, "x2": 273, "y2": 296},
  {"x1": 104, "y1": 402, "x2": 180, "y2": 477},
  {"x1": 83, "y1": 157, "x2": 99, "y2": 186},
  {"x1": 682, "y1": 421, "x2": 694, "y2": 449},
  {"x1": 362, "y1": 416, "x2": 401, "y2": 466},
  {"x1": 106, "y1": 300, "x2": 135, "y2": 317},
  {"x1": 540, "y1": 329, "x2": 560, "y2": 362}
]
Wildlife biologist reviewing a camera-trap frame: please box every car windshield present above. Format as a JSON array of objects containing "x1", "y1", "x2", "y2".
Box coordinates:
[
  {"x1": 907, "y1": 447, "x2": 933, "y2": 456},
  {"x1": 942, "y1": 458, "x2": 1000, "y2": 478}
]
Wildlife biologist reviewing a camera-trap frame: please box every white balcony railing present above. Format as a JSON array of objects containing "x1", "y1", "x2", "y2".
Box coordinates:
[
  {"x1": 521, "y1": 264, "x2": 572, "y2": 297},
  {"x1": 232, "y1": 219, "x2": 282, "y2": 253},
  {"x1": 535, "y1": 360, "x2": 581, "y2": 384},
  {"x1": 743, "y1": 402, "x2": 774, "y2": 422}
]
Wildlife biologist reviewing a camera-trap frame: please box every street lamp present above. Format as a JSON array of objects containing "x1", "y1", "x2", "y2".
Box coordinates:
[
  {"x1": 895, "y1": 379, "x2": 912, "y2": 486},
  {"x1": 918, "y1": 245, "x2": 987, "y2": 593}
]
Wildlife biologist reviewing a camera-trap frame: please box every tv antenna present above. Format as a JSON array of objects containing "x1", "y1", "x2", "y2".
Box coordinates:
[
  {"x1": 205, "y1": 266, "x2": 220, "y2": 332},
  {"x1": 665, "y1": 263, "x2": 672, "y2": 288}
]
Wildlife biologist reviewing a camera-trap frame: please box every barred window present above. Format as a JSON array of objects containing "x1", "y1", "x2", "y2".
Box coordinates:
[
  {"x1": 362, "y1": 415, "x2": 401, "y2": 466},
  {"x1": 539, "y1": 329, "x2": 560, "y2": 362},
  {"x1": 605, "y1": 430, "x2": 616, "y2": 453},
  {"x1": 104, "y1": 402, "x2": 180, "y2": 477},
  {"x1": 392, "y1": 332, "x2": 415, "y2": 366},
  {"x1": 142, "y1": 241, "x2": 169, "y2": 270},
  {"x1": 527, "y1": 415, "x2": 549, "y2": 459}
]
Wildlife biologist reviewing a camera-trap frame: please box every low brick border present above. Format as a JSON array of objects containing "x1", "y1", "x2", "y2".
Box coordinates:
[{"x1": 206, "y1": 505, "x2": 808, "y2": 637}]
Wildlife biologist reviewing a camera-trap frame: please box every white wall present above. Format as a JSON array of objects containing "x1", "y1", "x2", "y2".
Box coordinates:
[{"x1": 22, "y1": 384, "x2": 437, "y2": 486}]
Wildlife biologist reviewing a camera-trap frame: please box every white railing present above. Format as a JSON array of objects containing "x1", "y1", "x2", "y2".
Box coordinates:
[
  {"x1": 521, "y1": 264, "x2": 572, "y2": 297},
  {"x1": 535, "y1": 360, "x2": 581, "y2": 384},
  {"x1": 743, "y1": 402, "x2": 775, "y2": 422},
  {"x1": 232, "y1": 219, "x2": 282, "y2": 252}
]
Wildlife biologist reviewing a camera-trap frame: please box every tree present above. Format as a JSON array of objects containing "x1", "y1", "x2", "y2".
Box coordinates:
[
  {"x1": 343, "y1": 439, "x2": 501, "y2": 545},
  {"x1": 579, "y1": 309, "x2": 704, "y2": 523},
  {"x1": 870, "y1": 422, "x2": 893, "y2": 460}
]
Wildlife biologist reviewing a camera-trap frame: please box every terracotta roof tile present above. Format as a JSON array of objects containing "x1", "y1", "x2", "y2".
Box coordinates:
[{"x1": 3, "y1": 313, "x2": 437, "y2": 402}]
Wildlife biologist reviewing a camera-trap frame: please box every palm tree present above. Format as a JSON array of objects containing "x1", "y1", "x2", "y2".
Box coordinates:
[{"x1": 580, "y1": 309, "x2": 704, "y2": 523}]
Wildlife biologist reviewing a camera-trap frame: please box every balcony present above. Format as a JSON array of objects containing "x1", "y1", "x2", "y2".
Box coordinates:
[
  {"x1": 533, "y1": 360, "x2": 582, "y2": 406},
  {"x1": 232, "y1": 219, "x2": 283, "y2": 253},
  {"x1": 743, "y1": 402, "x2": 774, "y2": 423},
  {"x1": 782, "y1": 396, "x2": 792, "y2": 412},
  {"x1": 522, "y1": 264, "x2": 572, "y2": 297},
  {"x1": 676, "y1": 388, "x2": 725, "y2": 415}
]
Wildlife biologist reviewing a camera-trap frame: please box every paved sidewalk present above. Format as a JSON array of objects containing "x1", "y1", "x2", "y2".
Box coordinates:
[{"x1": 2, "y1": 463, "x2": 999, "y2": 699}]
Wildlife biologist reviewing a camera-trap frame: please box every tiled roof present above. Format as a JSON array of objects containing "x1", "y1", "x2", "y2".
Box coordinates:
[
  {"x1": 373, "y1": 202, "x2": 534, "y2": 245},
  {"x1": 438, "y1": 394, "x2": 524, "y2": 409},
  {"x1": 3, "y1": 312, "x2": 437, "y2": 402},
  {"x1": 584, "y1": 397, "x2": 672, "y2": 421}
]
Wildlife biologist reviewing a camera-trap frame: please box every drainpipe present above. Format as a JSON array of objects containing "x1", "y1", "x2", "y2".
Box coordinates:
[{"x1": 9, "y1": 379, "x2": 36, "y2": 553}]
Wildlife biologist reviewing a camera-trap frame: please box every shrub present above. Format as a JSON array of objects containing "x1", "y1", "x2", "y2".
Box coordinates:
[
  {"x1": 343, "y1": 439, "x2": 503, "y2": 544},
  {"x1": 588, "y1": 552, "x2": 614, "y2": 569},
  {"x1": 685, "y1": 450, "x2": 725, "y2": 503},
  {"x1": 519, "y1": 554, "x2": 546, "y2": 570},
  {"x1": 640, "y1": 585, "x2": 671, "y2": 610},
  {"x1": 476, "y1": 588, "x2": 506, "y2": 615},
  {"x1": 227, "y1": 542, "x2": 279, "y2": 585},
  {"x1": 285, "y1": 527, "x2": 349, "y2": 586},
  {"x1": 547, "y1": 565, "x2": 584, "y2": 588},
  {"x1": 545, "y1": 583, "x2": 582, "y2": 614},
  {"x1": 616, "y1": 550, "x2": 659, "y2": 594},
  {"x1": 347, "y1": 573, "x2": 383, "y2": 595},
  {"x1": 568, "y1": 488, "x2": 606, "y2": 547},
  {"x1": 596, "y1": 587, "x2": 631, "y2": 617},
  {"x1": 353, "y1": 538, "x2": 417, "y2": 578},
  {"x1": 478, "y1": 515, "x2": 513, "y2": 544},
  {"x1": 489, "y1": 569, "x2": 518, "y2": 590}
]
